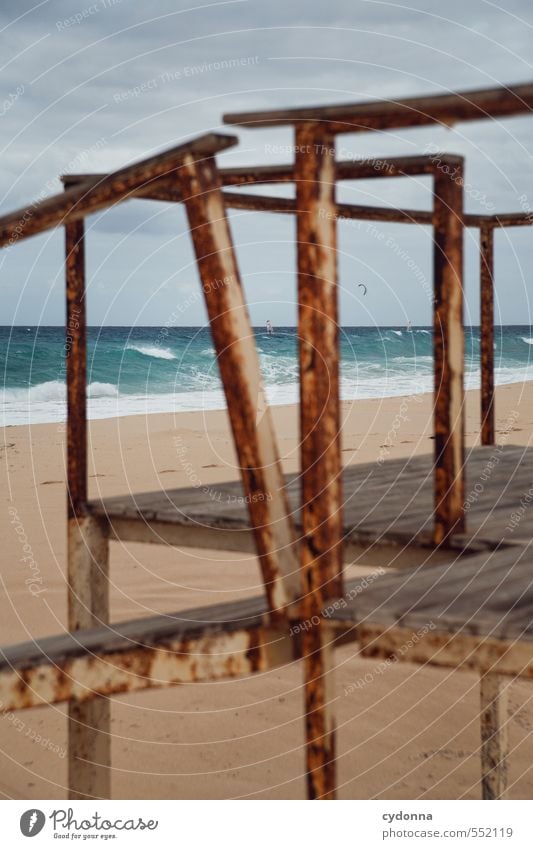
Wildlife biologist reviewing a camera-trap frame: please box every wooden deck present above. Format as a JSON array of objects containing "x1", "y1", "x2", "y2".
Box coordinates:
[
  {"x1": 87, "y1": 445, "x2": 532, "y2": 563},
  {"x1": 2, "y1": 541, "x2": 533, "y2": 715}
]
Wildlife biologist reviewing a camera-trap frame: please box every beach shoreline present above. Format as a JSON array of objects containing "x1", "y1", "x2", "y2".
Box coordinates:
[{"x1": 1, "y1": 381, "x2": 532, "y2": 799}]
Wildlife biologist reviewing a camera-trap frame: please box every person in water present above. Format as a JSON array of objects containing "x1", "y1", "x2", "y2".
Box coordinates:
[{"x1": 266, "y1": 320, "x2": 274, "y2": 335}]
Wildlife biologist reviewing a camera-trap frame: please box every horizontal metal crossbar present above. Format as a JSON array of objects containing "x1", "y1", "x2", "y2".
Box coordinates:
[
  {"x1": 223, "y1": 81, "x2": 533, "y2": 132},
  {"x1": 0, "y1": 132, "x2": 237, "y2": 248}
]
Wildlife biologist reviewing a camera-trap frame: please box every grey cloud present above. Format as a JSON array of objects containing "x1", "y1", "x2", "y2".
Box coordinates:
[{"x1": 1, "y1": 0, "x2": 533, "y2": 324}]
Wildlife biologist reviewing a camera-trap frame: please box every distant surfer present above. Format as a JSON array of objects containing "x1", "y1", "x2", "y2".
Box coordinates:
[
  {"x1": 406, "y1": 319, "x2": 413, "y2": 332},
  {"x1": 266, "y1": 320, "x2": 274, "y2": 335}
]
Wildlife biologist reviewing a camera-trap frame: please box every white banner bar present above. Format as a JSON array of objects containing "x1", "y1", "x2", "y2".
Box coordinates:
[{"x1": 2, "y1": 799, "x2": 530, "y2": 847}]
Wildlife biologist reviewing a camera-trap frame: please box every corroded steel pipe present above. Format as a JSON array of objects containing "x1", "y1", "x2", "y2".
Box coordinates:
[
  {"x1": 295, "y1": 124, "x2": 340, "y2": 800},
  {"x1": 65, "y1": 219, "x2": 86, "y2": 519},
  {"x1": 480, "y1": 225, "x2": 495, "y2": 446},
  {"x1": 61, "y1": 155, "x2": 455, "y2": 193},
  {"x1": 433, "y1": 160, "x2": 465, "y2": 542},
  {"x1": 0, "y1": 623, "x2": 294, "y2": 712},
  {"x1": 178, "y1": 154, "x2": 300, "y2": 619}
]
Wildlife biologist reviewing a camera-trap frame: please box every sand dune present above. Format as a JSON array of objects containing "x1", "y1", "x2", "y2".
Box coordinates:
[{"x1": 1, "y1": 383, "x2": 532, "y2": 799}]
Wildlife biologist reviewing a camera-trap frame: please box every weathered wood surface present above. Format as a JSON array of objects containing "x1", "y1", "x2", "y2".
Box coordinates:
[
  {"x1": 3, "y1": 542, "x2": 533, "y2": 712},
  {"x1": 0, "y1": 593, "x2": 297, "y2": 714},
  {"x1": 0, "y1": 133, "x2": 237, "y2": 248},
  {"x1": 223, "y1": 81, "x2": 533, "y2": 131},
  {"x1": 333, "y1": 543, "x2": 533, "y2": 642},
  {"x1": 87, "y1": 445, "x2": 532, "y2": 552},
  {"x1": 0, "y1": 595, "x2": 268, "y2": 673}
]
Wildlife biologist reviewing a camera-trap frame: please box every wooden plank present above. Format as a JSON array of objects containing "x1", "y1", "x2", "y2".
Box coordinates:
[
  {"x1": 480, "y1": 672, "x2": 508, "y2": 800},
  {"x1": 433, "y1": 158, "x2": 465, "y2": 543},
  {"x1": 0, "y1": 595, "x2": 269, "y2": 672},
  {"x1": 88, "y1": 445, "x2": 533, "y2": 555},
  {"x1": 0, "y1": 133, "x2": 237, "y2": 248},
  {"x1": 178, "y1": 152, "x2": 300, "y2": 619},
  {"x1": 223, "y1": 81, "x2": 533, "y2": 132},
  {"x1": 480, "y1": 225, "x2": 495, "y2": 445},
  {"x1": 332, "y1": 543, "x2": 533, "y2": 642}
]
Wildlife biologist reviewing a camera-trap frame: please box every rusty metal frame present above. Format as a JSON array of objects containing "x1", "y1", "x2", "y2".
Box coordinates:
[
  {"x1": 63, "y1": 152, "x2": 468, "y2": 544},
  {"x1": 0, "y1": 132, "x2": 305, "y2": 798},
  {"x1": 1, "y1": 82, "x2": 533, "y2": 803},
  {"x1": 63, "y1": 147, "x2": 469, "y2": 798}
]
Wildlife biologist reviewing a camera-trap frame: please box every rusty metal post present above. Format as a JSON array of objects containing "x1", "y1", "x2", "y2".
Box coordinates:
[
  {"x1": 480, "y1": 671, "x2": 508, "y2": 799},
  {"x1": 65, "y1": 218, "x2": 111, "y2": 799},
  {"x1": 178, "y1": 153, "x2": 300, "y2": 619},
  {"x1": 66, "y1": 218, "x2": 87, "y2": 519},
  {"x1": 295, "y1": 124, "x2": 342, "y2": 799},
  {"x1": 480, "y1": 224, "x2": 495, "y2": 445},
  {"x1": 432, "y1": 160, "x2": 465, "y2": 543}
]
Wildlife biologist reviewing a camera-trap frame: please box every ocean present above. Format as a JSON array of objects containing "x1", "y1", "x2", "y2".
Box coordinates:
[{"x1": 1, "y1": 325, "x2": 532, "y2": 426}]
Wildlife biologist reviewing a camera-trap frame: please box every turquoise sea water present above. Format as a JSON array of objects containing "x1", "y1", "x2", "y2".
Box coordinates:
[{"x1": 1, "y1": 325, "x2": 532, "y2": 425}]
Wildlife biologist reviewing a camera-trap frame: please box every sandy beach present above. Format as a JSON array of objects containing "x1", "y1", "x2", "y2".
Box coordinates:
[{"x1": 1, "y1": 382, "x2": 533, "y2": 800}]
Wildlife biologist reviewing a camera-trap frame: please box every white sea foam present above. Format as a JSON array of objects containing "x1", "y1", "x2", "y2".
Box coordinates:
[
  {"x1": 0, "y1": 381, "x2": 121, "y2": 426},
  {"x1": 127, "y1": 344, "x2": 176, "y2": 360}
]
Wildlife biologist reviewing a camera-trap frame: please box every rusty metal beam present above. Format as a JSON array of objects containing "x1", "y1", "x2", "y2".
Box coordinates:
[
  {"x1": 177, "y1": 153, "x2": 300, "y2": 619},
  {"x1": 357, "y1": 622, "x2": 533, "y2": 679},
  {"x1": 492, "y1": 212, "x2": 533, "y2": 227},
  {"x1": 223, "y1": 192, "x2": 492, "y2": 229},
  {"x1": 223, "y1": 81, "x2": 533, "y2": 132},
  {"x1": 61, "y1": 155, "x2": 460, "y2": 194},
  {"x1": 432, "y1": 159, "x2": 465, "y2": 543},
  {"x1": 295, "y1": 124, "x2": 341, "y2": 800},
  {"x1": 61, "y1": 167, "x2": 490, "y2": 230},
  {"x1": 480, "y1": 224, "x2": 495, "y2": 446},
  {"x1": 0, "y1": 133, "x2": 237, "y2": 249},
  {"x1": 65, "y1": 219, "x2": 87, "y2": 519},
  {"x1": 0, "y1": 602, "x2": 296, "y2": 713}
]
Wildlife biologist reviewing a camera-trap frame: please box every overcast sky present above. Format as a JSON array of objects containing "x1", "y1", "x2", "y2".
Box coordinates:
[{"x1": 2, "y1": 0, "x2": 533, "y2": 326}]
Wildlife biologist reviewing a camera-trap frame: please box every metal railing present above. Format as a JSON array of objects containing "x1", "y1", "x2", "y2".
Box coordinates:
[{"x1": 1, "y1": 81, "x2": 533, "y2": 800}]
